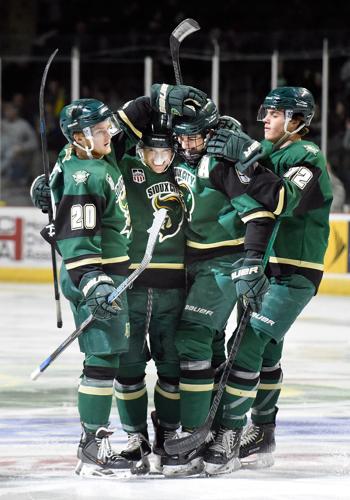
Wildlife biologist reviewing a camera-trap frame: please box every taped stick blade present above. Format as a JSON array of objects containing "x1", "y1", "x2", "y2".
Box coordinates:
[{"x1": 171, "y1": 18, "x2": 200, "y2": 43}]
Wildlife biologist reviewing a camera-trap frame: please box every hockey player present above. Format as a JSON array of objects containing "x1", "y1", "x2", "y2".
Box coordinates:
[
  {"x1": 48, "y1": 98, "x2": 133, "y2": 477},
  {"x1": 114, "y1": 122, "x2": 186, "y2": 473},
  {"x1": 207, "y1": 87, "x2": 332, "y2": 469},
  {"x1": 30, "y1": 84, "x2": 208, "y2": 477},
  {"x1": 149, "y1": 87, "x2": 279, "y2": 477}
]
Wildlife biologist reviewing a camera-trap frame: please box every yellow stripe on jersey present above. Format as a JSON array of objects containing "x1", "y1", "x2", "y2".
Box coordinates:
[
  {"x1": 186, "y1": 238, "x2": 244, "y2": 249},
  {"x1": 65, "y1": 257, "x2": 102, "y2": 270},
  {"x1": 102, "y1": 256, "x2": 130, "y2": 264},
  {"x1": 241, "y1": 211, "x2": 275, "y2": 224},
  {"x1": 269, "y1": 256, "x2": 324, "y2": 271},
  {"x1": 274, "y1": 186, "x2": 285, "y2": 216},
  {"x1": 117, "y1": 110, "x2": 142, "y2": 139},
  {"x1": 128, "y1": 262, "x2": 184, "y2": 270}
]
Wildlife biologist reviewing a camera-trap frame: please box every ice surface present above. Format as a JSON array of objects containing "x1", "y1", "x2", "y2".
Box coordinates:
[{"x1": 0, "y1": 284, "x2": 349, "y2": 499}]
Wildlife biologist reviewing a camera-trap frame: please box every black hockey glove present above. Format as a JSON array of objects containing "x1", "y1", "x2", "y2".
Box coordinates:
[
  {"x1": 151, "y1": 83, "x2": 207, "y2": 117},
  {"x1": 30, "y1": 174, "x2": 51, "y2": 213},
  {"x1": 231, "y1": 257, "x2": 269, "y2": 313},
  {"x1": 217, "y1": 115, "x2": 242, "y2": 132},
  {"x1": 207, "y1": 128, "x2": 265, "y2": 173},
  {"x1": 79, "y1": 271, "x2": 122, "y2": 320}
]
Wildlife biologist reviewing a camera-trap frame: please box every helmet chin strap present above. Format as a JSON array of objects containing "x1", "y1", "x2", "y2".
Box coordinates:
[
  {"x1": 73, "y1": 127, "x2": 95, "y2": 159},
  {"x1": 273, "y1": 112, "x2": 305, "y2": 150}
]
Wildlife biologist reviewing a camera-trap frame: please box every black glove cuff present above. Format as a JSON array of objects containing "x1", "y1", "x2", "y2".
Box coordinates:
[{"x1": 246, "y1": 250, "x2": 264, "y2": 260}]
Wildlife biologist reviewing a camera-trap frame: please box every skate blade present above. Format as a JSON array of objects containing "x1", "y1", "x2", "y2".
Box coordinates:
[
  {"x1": 204, "y1": 457, "x2": 241, "y2": 476},
  {"x1": 162, "y1": 457, "x2": 204, "y2": 477},
  {"x1": 131, "y1": 456, "x2": 151, "y2": 475},
  {"x1": 152, "y1": 454, "x2": 163, "y2": 473},
  {"x1": 240, "y1": 452, "x2": 274, "y2": 469},
  {"x1": 76, "y1": 462, "x2": 132, "y2": 479}
]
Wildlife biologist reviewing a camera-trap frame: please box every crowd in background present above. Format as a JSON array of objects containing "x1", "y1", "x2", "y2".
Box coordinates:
[{"x1": 1, "y1": 0, "x2": 350, "y2": 211}]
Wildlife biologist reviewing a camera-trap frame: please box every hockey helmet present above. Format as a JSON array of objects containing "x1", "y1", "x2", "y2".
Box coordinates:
[
  {"x1": 59, "y1": 98, "x2": 120, "y2": 144},
  {"x1": 257, "y1": 87, "x2": 315, "y2": 127},
  {"x1": 137, "y1": 114, "x2": 175, "y2": 172}
]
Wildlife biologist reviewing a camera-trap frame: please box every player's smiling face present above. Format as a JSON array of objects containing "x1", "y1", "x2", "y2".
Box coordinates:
[{"x1": 143, "y1": 147, "x2": 173, "y2": 173}]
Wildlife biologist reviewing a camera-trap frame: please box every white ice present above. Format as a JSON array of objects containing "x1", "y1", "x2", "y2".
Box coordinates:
[{"x1": 0, "y1": 283, "x2": 349, "y2": 499}]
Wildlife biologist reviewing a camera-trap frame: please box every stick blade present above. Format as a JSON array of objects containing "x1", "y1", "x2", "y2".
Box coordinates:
[
  {"x1": 164, "y1": 426, "x2": 210, "y2": 455},
  {"x1": 171, "y1": 18, "x2": 200, "y2": 43}
]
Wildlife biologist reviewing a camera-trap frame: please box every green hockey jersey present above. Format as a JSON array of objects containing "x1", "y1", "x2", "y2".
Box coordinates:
[
  {"x1": 50, "y1": 145, "x2": 132, "y2": 286},
  {"x1": 119, "y1": 155, "x2": 186, "y2": 288},
  {"x1": 245, "y1": 139, "x2": 332, "y2": 289},
  {"x1": 174, "y1": 155, "x2": 277, "y2": 262}
]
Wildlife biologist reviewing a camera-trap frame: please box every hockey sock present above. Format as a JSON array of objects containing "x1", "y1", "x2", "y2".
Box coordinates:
[
  {"x1": 220, "y1": 365, "x2": 260, "y2": 429},
  {"x1": 78, "y1": 376, "x2": 114, "y2": 432},
  {"x1": 154, "y1": 378, "x2": 180, "y2": 427},
  {"x1": 114, "y1": 376, "x2": 148, "y2": 433},
  {"x1": 179, "y1": 364, "x2": 214, "y2": 429},
  {"x1": 251, "y1": 363, "x2": 282, "y2": 425}
]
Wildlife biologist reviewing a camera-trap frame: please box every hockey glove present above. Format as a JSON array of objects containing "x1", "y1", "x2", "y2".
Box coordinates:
[
  {"x1": 30, "y1": 174, "x2": 51, "y2": 213},
  {"x1": 79, "y1": 271, "x2": 122, "y2": 320},
  {"x1": 217, "y1": 115, "x2": 242, "y2": 132},
  {"x1": 207, "y1": 128, "x2": 265, "y2": 173},
  {"x1": 151, "y1": 83, "x2": 207, "y2": 117},
  {"x1": 231, "y1": 258, "x2": 269, "y2": 313}
]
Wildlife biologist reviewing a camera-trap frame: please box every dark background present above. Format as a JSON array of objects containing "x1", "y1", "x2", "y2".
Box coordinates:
[{"x1": 1, "y1": 0, "x2": 350, "y2": 206}]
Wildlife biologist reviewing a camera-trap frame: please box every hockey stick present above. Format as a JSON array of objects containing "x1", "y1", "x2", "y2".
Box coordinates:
[
  {"x1": 164, "y1": 220, "x2": 281, "y2": 455},
  {"x1": 39, "y1": 49, "x2": 62, "y2": 328},
  {"x1": 30, "y1": 209, "x2": 167, "y2": 381},
  {"x1": 170, "y1": 18, "x2": 200, "y2": 85}
]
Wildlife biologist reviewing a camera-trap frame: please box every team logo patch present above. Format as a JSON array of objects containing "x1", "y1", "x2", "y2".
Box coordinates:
[
  {"x1": 73, "y1": 170, "x2": 90, "y2": 184},
  {"x1": 303, "y1": 144, "x2": 319, "y2": 155},
  {"x1": 132, "y1": 168, "x2": 146, "y2": 184}
]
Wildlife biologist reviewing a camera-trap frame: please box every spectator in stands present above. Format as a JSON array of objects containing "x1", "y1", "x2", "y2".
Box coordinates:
[
  {"x1": 1, "y1": 102, "x2": 38, "y2": 187},
  {"x1": 327, "y1": 162, "x2": 346, "y2": 212}
]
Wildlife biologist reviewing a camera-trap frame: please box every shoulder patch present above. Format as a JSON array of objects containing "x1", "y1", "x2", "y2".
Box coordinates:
[
  {"x1": 73, "y1": 170, "x2": 90, "y2": 185},
  {"x1": 132, "y1": 168, "x2": 146, "y2": 184},
  {"x1": 303, "y1": 144, "x2": 319, "y2": 156}
]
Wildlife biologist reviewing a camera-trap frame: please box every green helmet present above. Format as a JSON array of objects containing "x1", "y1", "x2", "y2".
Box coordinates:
[
  {"x1": 258, "y1": 87, "x2": 315, "y2": 126},
  {"x1": 59, "y1": 98, "x2": 119, "y2": 143},
  {"x1": 173, "y1": 99, "x2": 219, "y2": 136}
]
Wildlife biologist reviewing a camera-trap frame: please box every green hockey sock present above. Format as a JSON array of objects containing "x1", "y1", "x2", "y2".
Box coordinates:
[
  {"x1": 78, "y1": 376, "x2": 114, "y2": 432},
  {"x1": 252, "y1": 364, "x2": 282, "y2": 424},
  {"x1": 115, "y1": 378, "x2": 148, "y2": 433},
  {"x1": 179, "y1": 375, "x2": 214, "y2": 429},
  {"x1": 154, "y1": 379, "x2": 180, "y2": 427}
]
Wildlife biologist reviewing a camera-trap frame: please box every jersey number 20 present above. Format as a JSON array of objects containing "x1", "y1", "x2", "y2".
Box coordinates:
[{"x1": 71, "y1": 204, "x2": 96, "y2": 230}]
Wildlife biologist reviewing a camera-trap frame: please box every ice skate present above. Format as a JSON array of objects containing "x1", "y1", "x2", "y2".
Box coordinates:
[
  {"x1": 239, "y1": 422, "x2": 276, "y2": 468},
  {"x1": 162, "y1": 429, "x2": 206, "y2": 477},
  {"x1": 75, "y1": 426, "x2": 131, "y2": 477},
  {"x1": 151, "y1": 411, "x2": 178, "y2": 472},
  {"x1": 203, "y1": 426, "x2": 242, "y2": 476},
  {"x1": 120, "y1": 431, "x2": 152, "y2": 474}
]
